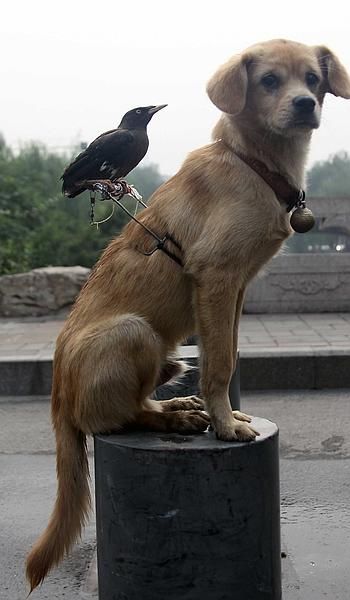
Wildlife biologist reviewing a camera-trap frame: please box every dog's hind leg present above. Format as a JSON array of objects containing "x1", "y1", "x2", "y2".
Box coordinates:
[
  {"x1": 157, "y1": 396, "x2": 206, "y2": 412},
  {"x1": 133, "y1": 401, "x2": 210, "y2": 433},
  {"x1": 70, "y1": 314, "x2": 163, "y2": 434},
  {"x1": 68, "y1": 315, "x2": 208, "y2": 435}
]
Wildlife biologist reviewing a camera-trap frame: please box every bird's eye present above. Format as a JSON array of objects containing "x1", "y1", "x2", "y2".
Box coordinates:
[
  {"x1": 261, "y1": 73, "x2": 280, "y2": 90},
  {"x1": 135, "y1": 109, "x2": 142, "y2": 114},
  {"x1": 306, "y1": 72, "x2": 320, "y2": 87}
]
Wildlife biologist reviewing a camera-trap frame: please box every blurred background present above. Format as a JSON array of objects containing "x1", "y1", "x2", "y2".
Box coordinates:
[
  {"x1": 1, "y1": 6, "x2": 350, "y2": 599},
  {"x1": 1, "y1": 0, "x2": 350, "y2": 275}
]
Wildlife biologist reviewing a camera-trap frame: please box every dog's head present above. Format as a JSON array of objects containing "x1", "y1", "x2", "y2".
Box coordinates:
[{"x1": 207, "y1": 39, "x2": 350, "y2": 136}]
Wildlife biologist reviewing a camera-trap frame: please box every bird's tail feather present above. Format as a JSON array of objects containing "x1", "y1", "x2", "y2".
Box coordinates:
[{"x1": 61, "y1": 177, "x2": 86, "y2": 198}]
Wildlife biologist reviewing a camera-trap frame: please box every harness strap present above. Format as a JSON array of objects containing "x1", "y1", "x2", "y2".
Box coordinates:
[{"x1": 156, "y1": 235, "x2": 183, "y2": 267}]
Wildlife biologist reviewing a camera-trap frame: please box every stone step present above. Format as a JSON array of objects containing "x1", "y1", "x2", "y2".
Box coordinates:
[{"x1": 1, "y1": 346, "x2": 349, "y2": 396}]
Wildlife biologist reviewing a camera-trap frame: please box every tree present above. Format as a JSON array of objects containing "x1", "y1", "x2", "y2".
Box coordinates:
[
  {"x1": 0, "y1": 142, "x2": 63, "y2": 274},
  {"x1": 0, "y1": 137, "x2": 166, "y2": 274},
  {"x1": 307, "y1": 151, "x2": 350, "y2": 197},
  {"x1": 285, "y1": 151, "x2": 350, "y2": 253}
]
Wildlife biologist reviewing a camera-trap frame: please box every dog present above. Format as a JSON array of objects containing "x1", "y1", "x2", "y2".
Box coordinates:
[{"x1": 26, "y1": 39, "x2": 350, "y2": 591}]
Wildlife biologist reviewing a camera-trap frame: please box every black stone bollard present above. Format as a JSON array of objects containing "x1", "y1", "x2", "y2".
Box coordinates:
[{"x1": 94, "y1": 417, "x2": 281, "y2": 600}]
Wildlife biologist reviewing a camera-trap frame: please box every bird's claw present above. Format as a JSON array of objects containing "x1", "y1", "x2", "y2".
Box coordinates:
[
  {"x1": 89, "y1": 179, "x2": 142, "y2": 203},
  {"x1": 110, "y1": 180, "x2": 143, "y2": 201},
  {"x1": 91, "y1": 182, "x2": 110, "y2": 198},
  {"x1": 88, "y1": 180, "x2": 123, "y2": 200}
]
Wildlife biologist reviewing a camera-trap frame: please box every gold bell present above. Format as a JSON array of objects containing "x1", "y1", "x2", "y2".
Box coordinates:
[{"x1": 290, "y1": 207, "x2": 315, "y2": 233}]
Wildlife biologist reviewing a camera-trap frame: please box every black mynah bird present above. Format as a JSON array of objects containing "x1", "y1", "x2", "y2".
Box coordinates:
[{"x1": 61, "y1": 105, "x2": 167, "y2": 198}]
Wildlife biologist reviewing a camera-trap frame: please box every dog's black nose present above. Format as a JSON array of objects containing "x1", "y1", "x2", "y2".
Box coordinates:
[{"x1": 293, "y1": 96, "x2": 316, "y2": 113}]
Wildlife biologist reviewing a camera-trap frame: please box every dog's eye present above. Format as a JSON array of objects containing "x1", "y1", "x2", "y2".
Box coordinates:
[
  {"x1": 261, "y1": 73, "x2": 280, "y2": 89},
  {"x1": 306, "y1": 72, "x2": 320, "y2": 87}
]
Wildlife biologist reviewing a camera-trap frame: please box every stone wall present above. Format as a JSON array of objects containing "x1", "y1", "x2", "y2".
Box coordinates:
[
  {"x1": 244, "y1": 197, "x2": 350, "y2": 313},
  {"x1": 245, "y1": 254, "x2": 350, "y2": 313},
  {"x1": 1, "y1": 195, "x2": 350, "y2": 317}
]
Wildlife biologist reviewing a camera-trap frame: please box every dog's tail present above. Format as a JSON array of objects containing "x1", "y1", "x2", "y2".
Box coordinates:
[{"x1": 26, "y1": 418, "x2": 91, "y2": 593}]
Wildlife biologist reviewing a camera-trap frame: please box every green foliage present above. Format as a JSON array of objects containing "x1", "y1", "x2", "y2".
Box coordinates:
[
  {"x1": 2, "y1": 139, "x2": 349, "y2": 272},
  {"x1": 307, "y1": 151, "x2": 350, "y2": 197},
  {"x1": 286, "y1": 151, "x2": 350, "y2": 253},
  {"x1": 0, "y1": 138, "x2": 166, "y2": 275}
]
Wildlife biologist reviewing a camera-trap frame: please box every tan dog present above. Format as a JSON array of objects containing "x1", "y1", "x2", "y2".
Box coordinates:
[{"x1": 26, "y1": 39, "x2": 350, "y2": 591}]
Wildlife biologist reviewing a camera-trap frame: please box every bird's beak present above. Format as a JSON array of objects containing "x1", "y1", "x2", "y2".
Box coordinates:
[{"x1": 148, "y1": 104, "x2": 167, "y2": 115}]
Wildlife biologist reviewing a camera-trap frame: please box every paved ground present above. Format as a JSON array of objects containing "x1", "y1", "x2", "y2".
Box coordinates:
[
  {"x1": 1, "y1": 314, "x2": 350, "y2": 597},
  {"x1": 1, "y1": 312, "x2": 350, "y2": 360},
  {"x1": 1, "y1": 390, "x2": 350, "y2": 599}
]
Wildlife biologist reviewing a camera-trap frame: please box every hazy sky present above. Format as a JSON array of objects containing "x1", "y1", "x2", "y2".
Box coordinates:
[{"x1": 1, "y1": 0, "x2": 350, "y2": 175}]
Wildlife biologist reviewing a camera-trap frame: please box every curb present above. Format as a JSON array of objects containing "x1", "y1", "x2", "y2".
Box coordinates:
[
  {"x1": 1, "y1": 347, "x2": 350, "y2": 395},
  {"x1": 0, "y1": 358, "x2": 52, "y2": 395}
]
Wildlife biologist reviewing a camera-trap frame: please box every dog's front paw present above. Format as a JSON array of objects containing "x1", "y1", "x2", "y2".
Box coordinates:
[
  {"x1": 173, "y1": 396, "x2": 206, "y2": 411},
  {"x1": 215, "y1": 419, "x2": 260, "y2": 442},
  {"x1": 159, "y1": 396, "x2": 206, "y2": 412},
  {"x1": 232, "y1": 410, "x2": 252, "y2": 423},
  {"x1": 170, "y1": 409, "x2": 210, "y2": 434}
]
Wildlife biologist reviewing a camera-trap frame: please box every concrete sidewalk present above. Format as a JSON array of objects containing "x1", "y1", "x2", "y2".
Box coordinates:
[
  {"x1": 1, "y1": 313, "x2": 350, "y2": 394},
  {"x1": 2, "y1": 390, "x2": 350, "y2": 599},
  {"x1": 1, "y1": 313, "x2": 350, "y2": 359}
]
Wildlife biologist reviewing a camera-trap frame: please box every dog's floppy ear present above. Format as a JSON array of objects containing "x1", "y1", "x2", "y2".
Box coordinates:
[
  {"x1": 206, "y1": 52, "x2": 252, "y2": 115},
  {"x1": 315, "y1": 46, "x2": 350, "y2": 99}
]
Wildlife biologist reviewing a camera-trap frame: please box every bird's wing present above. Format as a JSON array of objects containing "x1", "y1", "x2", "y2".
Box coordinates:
[
  {"x1": 61, "y1": 129, "x2": 134, "y2": 181},
  {"x1": 88, "y1": 128, "x2": 135, "y2": 153},
  {"x1": 92, "y1": 128, "x2": 121, "y2": 141}
]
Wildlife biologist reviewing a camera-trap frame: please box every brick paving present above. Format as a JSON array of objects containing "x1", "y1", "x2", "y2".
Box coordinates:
[
  {"x1": 239, "y1": 313, "x2": 350, "y2": 356},
  {"x1": 1, "y1": 313, "x2": 350, "y2": 360}
]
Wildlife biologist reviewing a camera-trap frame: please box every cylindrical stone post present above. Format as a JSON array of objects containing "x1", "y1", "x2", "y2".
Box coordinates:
[{"x1": 94, "y1": 417, "x2": 281, "y2": 600}]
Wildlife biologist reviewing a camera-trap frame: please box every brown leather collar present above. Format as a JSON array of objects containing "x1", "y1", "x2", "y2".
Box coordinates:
[{"x1": 220, "y1": 141, "x2": 305, "y2": 212}]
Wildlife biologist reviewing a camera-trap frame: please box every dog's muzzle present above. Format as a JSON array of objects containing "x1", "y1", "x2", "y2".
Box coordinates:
[
  {"x1": 291, "y1": 95, "x2": 319, "y2": 128},
  {"x1": 293, "y1": 95, "x2": 316, "y2": 113}
]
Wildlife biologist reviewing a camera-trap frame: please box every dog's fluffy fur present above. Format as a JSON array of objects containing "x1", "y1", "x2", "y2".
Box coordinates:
[{"x1": 26, "y1": 39, "x2": 350, "y2": 591}]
